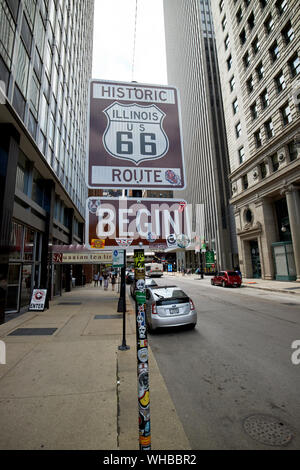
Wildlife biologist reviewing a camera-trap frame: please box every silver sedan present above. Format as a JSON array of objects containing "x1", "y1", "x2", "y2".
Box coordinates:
[{"x1": 145, "y1": 286, "x2": 197, "y2": 332}]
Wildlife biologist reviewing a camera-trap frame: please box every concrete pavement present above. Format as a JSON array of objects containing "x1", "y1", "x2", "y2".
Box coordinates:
[{"x1": 0, "y1": 284, "x2": 190, "y2": 450}]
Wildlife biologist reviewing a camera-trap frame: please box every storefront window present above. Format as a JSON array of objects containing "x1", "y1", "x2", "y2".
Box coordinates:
[
  {"x1": 20, "y1": 264, "x2": 32, "y2": 308},
  {"x1": 24, "y1": 227, "x2": 35, "y2": 261},
  {"x1": 10, "y1": 222, "x2": 23, "y2": 259}
]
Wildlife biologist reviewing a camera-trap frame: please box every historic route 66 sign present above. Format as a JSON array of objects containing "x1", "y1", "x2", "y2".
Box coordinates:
[
  {"x1": 87, "y1": 80, "x2": 185, "y2": 190},
  {"x1": 103, "y1": 102, "x2": 169, "y2": 164}
]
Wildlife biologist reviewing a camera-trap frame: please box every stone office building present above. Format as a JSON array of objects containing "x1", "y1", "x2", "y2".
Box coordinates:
[
  {"x1": 0, "y1": 0, "x2": 94, "y2": 322},
  {"x1": 211, "y1": 0, "x2": 300, "y2": 281}
]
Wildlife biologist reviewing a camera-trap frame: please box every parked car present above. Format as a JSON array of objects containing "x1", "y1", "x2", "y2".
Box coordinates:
[
  {"x1": 130, "y1": 278, "x2": 158, "y2": 297},
  {"x1": 211, "y1": 271, "x2": 242, "y2": 288},
  {"x1": 145, "y1": 285, "x2": 197, "y2": 332},
  {"x1": 126, "y1": 272, "x2": 135, "y2": 284}
]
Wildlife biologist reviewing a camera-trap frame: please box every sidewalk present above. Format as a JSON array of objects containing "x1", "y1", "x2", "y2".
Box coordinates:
[
  {"x1": 168, "y1": 272, "x2": 300, "y2": 295},
  {"x1": 0, "y1": 284, "x2": 190, "y2": 450}
]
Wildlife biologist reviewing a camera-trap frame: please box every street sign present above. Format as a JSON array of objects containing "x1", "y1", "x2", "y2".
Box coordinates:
[
  {"x1": 113, "y1": 249, "x2": 125, "y2": 267},
  {"x1": 29, "y1": 289, "x2": 47, "y2": 311},
  {"x1": 86, "y1": 197, "x2": 191, "y2": 250},
  {"x1": 87, "y1": 79, "x2": 185, "y2": 190}
]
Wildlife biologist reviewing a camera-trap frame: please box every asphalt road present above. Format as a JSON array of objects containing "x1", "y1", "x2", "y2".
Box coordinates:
[{"x1": 137, "y1": 275, "x2": 300, "y2": 450}]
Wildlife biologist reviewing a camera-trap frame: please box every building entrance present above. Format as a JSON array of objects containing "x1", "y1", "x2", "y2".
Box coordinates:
[{"x1": 250, "y1": 240, "x2": 261, "y2": 279}]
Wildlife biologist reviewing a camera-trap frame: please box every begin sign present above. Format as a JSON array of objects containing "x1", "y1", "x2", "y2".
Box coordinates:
[
  {"x1": 87, "y1": 80, "x2": 185, "y2": 190},
  {"x1": 86, "y1": 197, "x2": 191, "y2": 250}
]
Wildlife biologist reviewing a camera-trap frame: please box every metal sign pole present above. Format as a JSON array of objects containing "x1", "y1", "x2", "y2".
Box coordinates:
[
  {"x1": 118, "y1": 250, "x2": 129, "y2": 351},
  {"x1": 134, "y1": 248, "x2": 151, "y2": 450}
]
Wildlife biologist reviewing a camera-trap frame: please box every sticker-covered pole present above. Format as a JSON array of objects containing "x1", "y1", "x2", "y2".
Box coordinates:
[{"x1": 134, "y1": 248, "x2": 151, "y2": 450}]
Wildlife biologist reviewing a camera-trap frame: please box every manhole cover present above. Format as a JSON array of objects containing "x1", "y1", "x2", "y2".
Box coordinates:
[
  {"x1": 58, "y1": 302, "x2": 82, "y2": 305},
  {"x1": 94, "y1": 314, "x2": 123, "y2": 319},
  {"x1": 9, "y1": 328, "x2": 57, "y2": 336},
  {"x1": 243, "y1": 415, "x2": 293, "y2": 447}
]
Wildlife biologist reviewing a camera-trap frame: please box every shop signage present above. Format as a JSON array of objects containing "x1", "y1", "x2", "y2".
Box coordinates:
[
  {"x1": 87, "y1": 79, "x2": 185, "y2": 190},
  {"x1": 29, "y1": 289, "x2": 47, "y2": 311},
  {"x1": 52, "y1": 252, "x2": 112, "y2": 264}
]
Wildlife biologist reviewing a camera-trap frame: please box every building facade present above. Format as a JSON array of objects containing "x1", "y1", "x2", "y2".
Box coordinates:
[
  {"x1": 163, "y1": 0, "x2": 237, "y2": 272},
  {"x1": 0, "y1": 0, "x2": 94, "y2": 322},
  {"x1": 211, "y1": 0, "x2": 300, "y2": 280}
]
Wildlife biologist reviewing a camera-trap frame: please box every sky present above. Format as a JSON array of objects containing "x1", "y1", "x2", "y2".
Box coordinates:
[{"x1": 92, "y1": 0, "x2": 168, "y2": 85}]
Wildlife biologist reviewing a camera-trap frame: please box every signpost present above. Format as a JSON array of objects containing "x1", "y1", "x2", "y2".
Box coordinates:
[
  {"x1": 134, "y1": 248, "x2": 151, "y2": 450},
  {"x1": 87, "y1": 80, "x2": 185, "y2": 190}
]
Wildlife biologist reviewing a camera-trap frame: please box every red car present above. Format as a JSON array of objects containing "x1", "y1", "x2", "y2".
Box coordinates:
[{"x1": 211, "y1": 271, "x2": 242, "y2": 288}]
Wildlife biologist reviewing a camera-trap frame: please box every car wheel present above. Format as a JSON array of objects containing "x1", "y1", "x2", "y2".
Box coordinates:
[{"x1": 222, "y1": 281, "x2": 226, "y2": 287}]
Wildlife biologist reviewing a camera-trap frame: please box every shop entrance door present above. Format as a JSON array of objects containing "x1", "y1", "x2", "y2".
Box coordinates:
[{"x1": 250, "y1": 240, "x2": 261, "y2": 278}]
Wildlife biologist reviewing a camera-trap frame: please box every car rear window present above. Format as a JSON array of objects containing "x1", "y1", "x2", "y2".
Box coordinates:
[
  {"x1": 227, "y1": 271, "x2": 238, "y2": 276},
  {"x1": 151, "y1": 288, "x2": 189, "y2": 305}
]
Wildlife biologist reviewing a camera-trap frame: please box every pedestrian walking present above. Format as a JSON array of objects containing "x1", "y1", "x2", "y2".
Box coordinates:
[
  {"x1": 111, "y1": 274, "x2": 116, "y2": 291},
  {"x1": 99, "y1": 274, "x2": 103, "y2": 287},
  {"x1": 103, "y1": 273, "x2": 109, "y2": 290},
  {"x1": 93, "y1": 272, "x2": 99, "y2": 287}
]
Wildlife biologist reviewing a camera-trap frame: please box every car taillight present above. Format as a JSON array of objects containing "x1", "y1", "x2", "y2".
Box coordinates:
[
  {"x1": 152, "y1": 304, "x2": 158, "y2": 315},
  {"x1": 189, "y1": 299, "x2": 195, "y2": 310}
]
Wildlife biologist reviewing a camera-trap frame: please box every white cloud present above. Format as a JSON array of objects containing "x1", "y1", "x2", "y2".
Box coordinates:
[{"x1": 92, "y1": 0, "x2": 167, "y2": 85}]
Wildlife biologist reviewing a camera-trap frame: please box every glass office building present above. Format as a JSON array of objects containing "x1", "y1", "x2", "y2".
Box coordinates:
[{"x1": 0, "y1": 0, "x2": 94, "y2": 321}]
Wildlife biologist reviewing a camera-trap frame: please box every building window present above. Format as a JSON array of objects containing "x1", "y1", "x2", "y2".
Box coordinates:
[
  {"x1": 252, "y1": 36, "x2": 260, "y2": 55},
  {"x1": 260, "y1": 162, "x2": 267, "y2": 178},
  {"x1": 243, "y1": 51, "x2": 250, "y2": 69},
  {"x1": 230, "y1": 76, "x2": 235, "y2": 92},
  {"x1": 264, "y1": 118, "x2": 274, "y2": 139},
  {"x1": 240, "y1": 28, "x2": 246, "y2": 45},
  {"x1": 260, "y1": 0, "x2": 267, "y2": 8},
  {"x1": 271, "y1": 154, "x2": 279, "y2": 172},
  {"x1": 239, "y1": 146, "x2": 245, "y2": 164},
  {"x1": 275, "y1": 0, "x2": 287, "y2": 15},
  {"x1": 260, "y1": 89, "x2": 269, "y2": 109},
  {"x1": 264, "y1": 14, "x2": 274, "y2": 34},
  {"x1": 227, "y1": 54, "x2": 232, "y2": 70},
  {"x1": 288, "y1": 142, "x2": 297, "y2": 161},
  {"x1": 242, "y1": 174, "x2": 248, "y2": 190},
  {"x1": 222, "y1": 15, "x2": 227, "y2": 30},
  {"x1": 15, "y1": 40, "x2": 30, "y2": 97},
  {"x1": 275, "y1": 71, "x2": 286, "y2": 92},
  {"x1": 288, "y1": 53, "x2": 300, "y2": 78},
  {"x1": 236, "y1": 121, "x2": 242, "y2": 138},
  {"x1": 256, "y1": 62, "x2": 264, "y2": 81},
  {"x1": 233, "y1": 98, "x2": 239, "y2": 115},
  {"x1": 219, "y1": 0, "x2": 224, "y2": 13},
  {"x1": 244, "y1": 0, "x2": 251, "y2": 7},
  {"x1": 269, "y1": 41, "x2": 280, "y2": 62},
  {"x1": 247, "y1": 12, "x2": 255, "y2": 30},
  {"x1": 247, "y1": 75, "x2": 254, "y2": 94},
  {"x1": 281, "y1": 21, "x2": 294, "y2": 45},
  {"x1": 250, "y1": 102, "x2": 258, "y2": 120},
  {"x1": 0, "y1": 0, "x2": 16, "y2": 67},
  {"x1": 254, "y1": 129, "x2": 262, "y2": 148},
  {"x1": 280, "y1": 103, "x2": 292, "y2": 125},
  {"x1": 224, "y1": 34, "x2": 230, "y2": 50},
  {"x1": 236, "y1": 7, "x2": 243, "y2": 24}
]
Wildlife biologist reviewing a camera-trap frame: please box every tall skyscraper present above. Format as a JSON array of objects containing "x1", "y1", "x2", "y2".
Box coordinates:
[
  {"x1": 211, "y1": 0, "x2": 300, "y2": 281},
  {"x1": 163, "y1": 0, "x2": 237, "y2": 271},
  {"x1": 0, "y1": 0, "x2": 94, "y2": 321}
]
